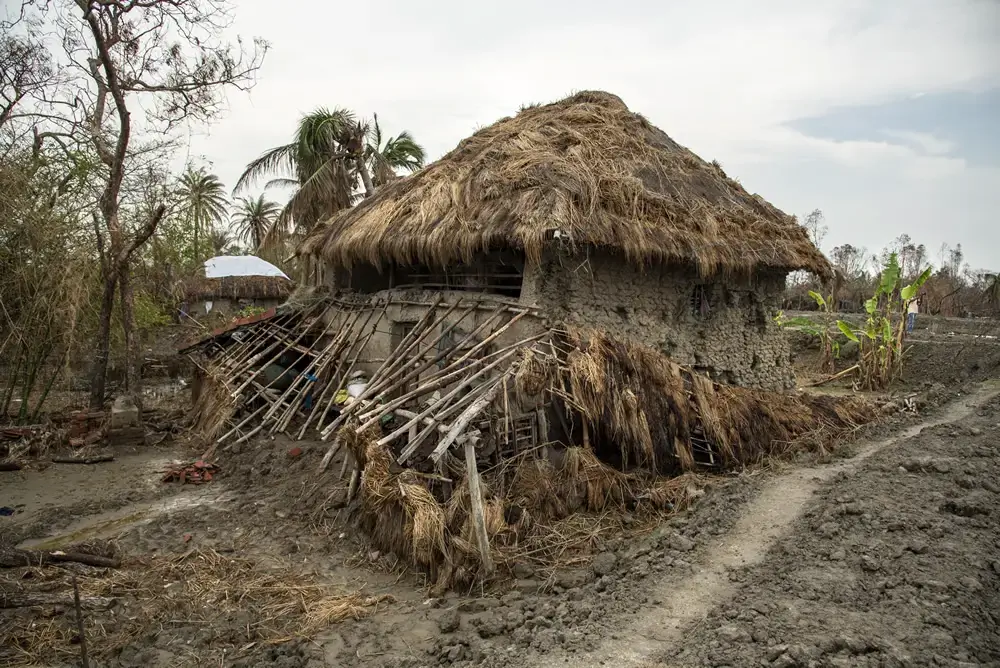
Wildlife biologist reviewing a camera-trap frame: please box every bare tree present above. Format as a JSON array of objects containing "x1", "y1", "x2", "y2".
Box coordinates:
[
  {"x1": 801, "y1": 209, "x2": 828, "y2": 249},
  {"x1": 33, "y1": 0, "x2": 269, "y2": 408},
  {"x1": 0, "y1": 32, "x2": 53, "y2": 129}
]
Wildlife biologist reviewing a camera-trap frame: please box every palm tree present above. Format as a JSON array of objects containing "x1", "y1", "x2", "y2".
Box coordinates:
[
  {"x1": 367, "y1": 114, "x2": 425, "y2": 187},
  {"x1": 209, "y1": 227, "x2": 240, "y2": 256},
  {"x1": 176, "y1": 168, "x2": 228, "y2": 265},
  {"x1": 233, "y1": 108, "x2": 425, "y2": 255},
  {"x1": 232, "y1": 195, "x2": 280, "y2": 251}
]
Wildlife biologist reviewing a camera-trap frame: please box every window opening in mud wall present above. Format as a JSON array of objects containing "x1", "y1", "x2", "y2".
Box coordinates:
[
  {"x1": 690, "y1": 284, "x2": 711, "y2": 319},
  {"x1": 344, "y1": 250, "x2": 525, "y2": 298},
  {"x1": 390, "y1": 321, "x2": 417, "y2": 399}
]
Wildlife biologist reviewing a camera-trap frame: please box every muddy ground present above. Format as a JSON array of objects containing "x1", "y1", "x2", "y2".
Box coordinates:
[{"x1": 2, "y1": 319, "x2": 999, "y2": 668}]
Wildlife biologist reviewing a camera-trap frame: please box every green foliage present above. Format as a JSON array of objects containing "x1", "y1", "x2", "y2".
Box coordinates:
[
  {"x1": 837, "y1": 320, "x2": 859, "y2": 343},
  {"x1": 235, "y1": 304, "x2": 267, "y2": 320},
  {"x1": 233, "y1": 107, "x2": 426, "y2": 265},
  {"x1": 835, "y1": 252, "x2": 932, "y2": 390},
  {"x1": 134, "y1": 292, "x2": 172, "y2": 330},
  {"x1": 177, "y1": 167, "x2": 230, "y2": 265}
]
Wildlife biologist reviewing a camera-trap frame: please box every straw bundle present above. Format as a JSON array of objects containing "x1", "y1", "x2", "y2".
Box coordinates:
[
  {"x1": 189, "y1": 370, "x2": 237, "y2": 444},
  {"x1": 350, "y1": 433, "x2": 448, "y2": 574},
  {"x1": 563, "y1": 329, "x2": 878, "y2": 474}
]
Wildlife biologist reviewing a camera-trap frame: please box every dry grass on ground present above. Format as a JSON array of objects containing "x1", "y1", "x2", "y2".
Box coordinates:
[{"x1": 0, "y1": 543, "x2": 392, "y2": 667}]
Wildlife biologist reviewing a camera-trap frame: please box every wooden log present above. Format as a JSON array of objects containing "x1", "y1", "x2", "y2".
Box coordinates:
[
  {"x1": 0, "y1": 549, "x2": 121, "y2": 569},
  {"x1": 317, "y1": 434, "x2": 344, "y2": 473},
  {"x1": 463, "y1": 438, "x2": 494, "y2": 575},
  {"x1": 51, "y1": 455, "x2": 114, "y2": 465},
  {"x1": 0, "y1": 592, "x2": 116, "y2": 610},
  {"x1": 430, "y1": 375, "x2": 507, "y2": 463},
  {"x1": 0, "y1": 461, "x2": 23, "y2": 471},
  {"x1": 346, "y1": 465, "x2": 361, "y2": 502},
  {"x1": 73, "y1": 574, "x2": 90, "y2": 668}
]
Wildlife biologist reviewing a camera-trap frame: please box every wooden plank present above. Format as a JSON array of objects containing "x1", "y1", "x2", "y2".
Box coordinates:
[{"x1": 464, "y1": 438, "x2": 494, "y2": 575}]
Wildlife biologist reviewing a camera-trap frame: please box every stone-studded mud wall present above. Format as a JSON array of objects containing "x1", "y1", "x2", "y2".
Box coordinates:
[{"x1": 523, "y1": 247, "x2": 794, "y2": 390}]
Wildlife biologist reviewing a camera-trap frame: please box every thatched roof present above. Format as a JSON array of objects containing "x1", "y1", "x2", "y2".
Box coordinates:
[
  {"x1": 182, "y1": 275, "x2": 293, "y2": 301},
  {"x1": 302, "y1": 91, "x2": 831, "y2": 277}
]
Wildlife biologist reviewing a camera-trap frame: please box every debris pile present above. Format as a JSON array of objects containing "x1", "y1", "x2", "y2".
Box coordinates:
[
  {"x1": 161, "y1": 459, "x2": 219, "y2": 484},
  {"x1": 181, "y1": 296, "x2": 880, "y2": 589}
]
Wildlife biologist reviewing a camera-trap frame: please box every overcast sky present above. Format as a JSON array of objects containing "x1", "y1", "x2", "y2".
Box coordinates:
[{"x1": 189, "y1": 0, "x2": 1000, "y2": 271}]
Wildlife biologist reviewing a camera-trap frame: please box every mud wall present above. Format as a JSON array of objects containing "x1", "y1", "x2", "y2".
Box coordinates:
[
  {"x1": 523, "y1": 247, "x2": 794, "y2": 390},
  {"x1": 319, "y1": 291, "x2": 549, "y2": 388}
]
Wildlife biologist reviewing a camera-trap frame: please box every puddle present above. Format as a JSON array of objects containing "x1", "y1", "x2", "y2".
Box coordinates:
[{"x1": 18, "y1": 488, "x2": 232, "y2": 551}]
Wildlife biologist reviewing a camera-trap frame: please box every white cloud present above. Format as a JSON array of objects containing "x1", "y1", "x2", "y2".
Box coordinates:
[
  {"x1": 185, "y1": 0, "x2": 1000, "y2": 268},
  {"x1": 881, "y1": 130, "x2": 957, "y2": 156}
]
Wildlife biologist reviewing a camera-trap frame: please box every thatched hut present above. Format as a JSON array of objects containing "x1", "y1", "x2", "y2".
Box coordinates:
[
  {"x1": 182, "y1": 93, "x2": 862, "y2": 589},
  {"x1": 180, "y1": 255, "x2": 293, "y2": 319},
  {"x1": 300, "y1": 91, "x2": 830, "y2": 390}
]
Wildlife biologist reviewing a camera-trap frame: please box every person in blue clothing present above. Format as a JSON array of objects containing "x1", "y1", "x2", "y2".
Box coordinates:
[{"x1": 906, "y1": 296, "x2": 920, "y2": 333}]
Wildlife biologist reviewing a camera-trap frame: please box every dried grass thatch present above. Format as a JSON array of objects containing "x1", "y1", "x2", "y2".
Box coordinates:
[
  {"x1": 181, "y1": 275, "x2": 293, "y2": 302},
  {"x1": 564, "y1": 329, "x2": 878, "y2": 474},
  {"x1": 304, "y1": 90, "x2": 831, "y2": 278},
  {"x1": 188, "y1": 368, "x2": 236, "y2": 445}
]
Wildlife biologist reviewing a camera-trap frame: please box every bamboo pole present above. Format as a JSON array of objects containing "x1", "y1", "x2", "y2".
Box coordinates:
[
  {"x1": 347, "y1": 295, "x2": 461, "y2": 402},
  {"x1": 377, "y1": 349, "x2": 518, "y2": 448},
  {"x1": 307, "y1": 305, "x2": 387, "y2": 437},
  {"x1": 318, "y1": 296, "x2": 444, "y2": 442},
  {"x1": 355, "y1": 304, "x2": 505, "y2": 424},
  {"x1": 260, "y1": 312, "x2": 348, "y2": 429},
  {"x1": 297, "y1": 306, "x2": 384, "y2": 438},
  {"x1": 270, "y1": 307, "x2": 370, "y2": 434},
  {"x1": 430, "y1": 374, "x2": 508, "y2": 463},
  {"x1": 229, "y1": 304, "x2": 322, "y2": 398},
  {"x1": 357, "y1": 330, "x2": 544, "y2": 430}
]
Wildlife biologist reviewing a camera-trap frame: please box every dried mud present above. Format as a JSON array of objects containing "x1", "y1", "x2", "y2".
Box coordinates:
[{"x1": 2, "y1": 325, "x2": 999, "y2": 668}]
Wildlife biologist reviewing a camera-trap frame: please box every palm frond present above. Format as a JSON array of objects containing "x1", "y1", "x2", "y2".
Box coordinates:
[
  {"x1": 263, "y1": 178, "x2": 300, "y2": 191},
  {"x1": 233, "y1": 144, "x2": 297, "y2": 195}
]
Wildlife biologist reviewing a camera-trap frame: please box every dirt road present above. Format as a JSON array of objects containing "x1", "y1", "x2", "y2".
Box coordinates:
[
  {"x1": 4, "y1": 386, "x2": 998, "y2": 668},
  {"x1": 466, "y1": 385, "x2": 999, "y2": 668}
]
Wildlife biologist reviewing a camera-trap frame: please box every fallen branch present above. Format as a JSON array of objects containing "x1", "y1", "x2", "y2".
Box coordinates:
[
  {"x1": 0, "y1": 591, "x2": 116, "y2": 610},
  {"x1": 0, "y1": 549, "x2": 121, "y2": 569},
  {"x1": 0, "y1": 461, "x2": 23, "y2": 471},
  {"x1": 51, "y1": 455, "x2": 114, "y2": 465},
  {"x1": 806, "y1": 364, "x2": 860, "y2": 387}
]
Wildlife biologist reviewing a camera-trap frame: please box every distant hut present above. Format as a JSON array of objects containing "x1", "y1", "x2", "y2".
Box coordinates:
[{"x1": 180, "y1": 255, "x2": 293, "y2": 320}]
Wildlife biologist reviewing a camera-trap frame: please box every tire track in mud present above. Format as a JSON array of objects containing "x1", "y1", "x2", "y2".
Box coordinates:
[{"x1": 536, "y1": 385, "x2": 1000, "y2": 668}]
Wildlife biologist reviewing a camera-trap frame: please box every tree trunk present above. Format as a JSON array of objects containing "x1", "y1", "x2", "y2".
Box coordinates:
[
  {"x1": 192, "y1": 212, "x2": 199, "y2": 266},
  {"x1": 118, "y1": 262, "x2": 141, "y2": 409},
  {"x1": 88, "y1": 275, "x2": 118, "y2": 410},
  {"x1": 356, "y1": 156, "x2": 375, "y2": 198}
]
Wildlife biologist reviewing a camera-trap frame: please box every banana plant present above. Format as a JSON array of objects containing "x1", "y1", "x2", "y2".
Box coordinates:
[{"x1": 837, "y1": 253, "x2": 933, "y2": 389}]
